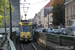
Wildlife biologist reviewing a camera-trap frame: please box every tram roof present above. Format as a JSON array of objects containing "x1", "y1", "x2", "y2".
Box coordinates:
[
  {"x1": 19, "y1": 21, "x2": 32, "y2": 25},
  {"x1": 21, "y1": 20, "x2": 29, "y2": 22}
]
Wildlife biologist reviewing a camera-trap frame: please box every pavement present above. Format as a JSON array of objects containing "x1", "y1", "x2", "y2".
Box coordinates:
[
  {"x1": 3, "y1": 40, "x2": 8, "y2": 50},
  {"x1": 0, "y1": 34, "x2": 7, "y2": 50},
  {"x1": 2, "y1": 34, "x2": 18, "y2": 50}
]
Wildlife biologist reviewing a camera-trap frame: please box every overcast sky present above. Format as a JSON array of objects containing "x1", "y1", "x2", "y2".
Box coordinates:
[{"x1": 20, "y1": 0, "x2": 50, "y2": 20}]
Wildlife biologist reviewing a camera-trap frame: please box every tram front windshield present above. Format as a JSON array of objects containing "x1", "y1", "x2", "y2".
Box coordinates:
[{"x1": 22, "y1": 26, "x2": 32, "y2": 32}]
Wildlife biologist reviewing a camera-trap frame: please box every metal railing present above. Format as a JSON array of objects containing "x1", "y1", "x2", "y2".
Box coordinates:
[
  {"x1": 7, "y1": 33, "x2": 16, "y2": 50},
  {"x1": 34, "y1": 31, "x2": 75, "y2": 46}
]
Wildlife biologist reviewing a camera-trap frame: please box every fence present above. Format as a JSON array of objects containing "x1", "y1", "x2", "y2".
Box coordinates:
[{"x1": 34, "y1": 31, "x2": 75, "y2": 46}]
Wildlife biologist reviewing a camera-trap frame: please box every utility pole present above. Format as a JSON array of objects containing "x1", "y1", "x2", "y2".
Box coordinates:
[
  {"x1": 3, "y1": 0, "x2": 7, "y2": 39},
  {"x1": 48, "y1": 10, "x2": 49, "y2": 28},
  {"x1": 9, "y1": 0, "x2": 12, "y2": 40},
  {"x1": 48, "y1": 0, "x2": 50, "y2": 28}
]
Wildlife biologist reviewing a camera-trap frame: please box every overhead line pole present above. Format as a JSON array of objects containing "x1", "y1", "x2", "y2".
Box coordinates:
[{"x1": 9, "y1": 0, "x2": 12, "y2": 40}]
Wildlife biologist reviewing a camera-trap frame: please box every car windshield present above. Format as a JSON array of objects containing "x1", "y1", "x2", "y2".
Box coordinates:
[
  {"x1": 63, "y1": 29, "x2": 66, "y2": 31},
  {"x1": 22, "y1": 26, "x2": 32, "y2": 32},
  {"x1": 72, "y1": 27, "x2": 75, "y2": 31},
  {"x1": 40, "y1": 29, "x2": 44, "y2": 31},
  {"x1": 54, "y1": 29, "x2": 59, "y2": 31}
]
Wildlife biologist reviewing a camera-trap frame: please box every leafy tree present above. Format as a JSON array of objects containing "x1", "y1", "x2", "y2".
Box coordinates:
[
  {"x1": 0, "y1": 0, "x2": 14, "y2": 27},
  {"x1": 52, "y1": 0, "x2": 65, "y2": 26}
]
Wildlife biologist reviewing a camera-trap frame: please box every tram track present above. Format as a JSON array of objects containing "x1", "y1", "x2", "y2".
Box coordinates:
[
  {"x1": 31, "y1": 42, "x2": 37, "y2": 50},
  {"x1": 21, "y1": 42, "x2": 38, "y2": 50},
  {"x1": 21, "y1": 43, "x2": 24, "y2": 50}
]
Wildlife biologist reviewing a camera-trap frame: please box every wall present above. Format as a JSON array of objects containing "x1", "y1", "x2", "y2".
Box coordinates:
[{"x1": 6, "y1": 0, "x2": 20, "y2": 27}]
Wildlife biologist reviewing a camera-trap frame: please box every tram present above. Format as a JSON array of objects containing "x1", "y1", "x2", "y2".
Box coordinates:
[{"x1": 19, "y1": 20, "x2": 33, "y2": 42}]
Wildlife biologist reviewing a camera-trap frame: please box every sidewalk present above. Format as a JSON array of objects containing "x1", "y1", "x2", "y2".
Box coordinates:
[
  {"x1": 12, "y1": 34, "x2": 19, "y2": 48},
  {"x1": 3, "y1": 40, "x2": 8, "y2": 50},
  {"x1": 2, "y1": 34, "x2": 19, "y2": 50}
]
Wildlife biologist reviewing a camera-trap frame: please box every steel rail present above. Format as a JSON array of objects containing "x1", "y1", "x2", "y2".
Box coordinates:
[
  {"x1": 21, "y1": 43, "x2": 24, "y2": 50},
  {"x1": 31, "y1": 42, "x2": 37, "y2": 50}
]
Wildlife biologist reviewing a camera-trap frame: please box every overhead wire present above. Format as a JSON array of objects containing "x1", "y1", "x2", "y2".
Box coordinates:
[{"x1": 30, "y1": 0, "x2": 48, "y2": 5}]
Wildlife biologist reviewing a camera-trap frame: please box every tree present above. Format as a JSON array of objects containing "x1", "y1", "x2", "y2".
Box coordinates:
[
  {"x1": 52, "y1": 0, "x2": 65, "y2": 26},
  {"x1": 0, "y1": 0, "x2": 14, "y2": 27}
]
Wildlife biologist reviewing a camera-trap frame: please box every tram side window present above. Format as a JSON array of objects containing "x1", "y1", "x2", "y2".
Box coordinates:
[
  {"x1": 21, "y1": 26, "x2": 23, "y2": 32},
  {"x1": 19, "y1": 25, "x2": 21, "y2": 31},
  {"x1": 29, "y1": 25, "x2": 32, "y2": 31},
  {"x1": 19, "y1": 25, "x2": 23, "y2": 32}
]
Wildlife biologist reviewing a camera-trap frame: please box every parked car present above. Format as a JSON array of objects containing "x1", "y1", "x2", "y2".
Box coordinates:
[
  {"x1": 0, "y1": 35, "x2": 3, "y2": 42},
  {"x1": 38, "y1": 28, "x2": 46, "y2": 32},
  {"x1": 66, "y1": 26, "x2": 75, "y2": 36},
  {"x1": 46, "y1": 28, "x2": 52, "y2": 33},
  {"x1": 61, "y1": 28, "x2": 66, "y2": 35},
  {"x1": 35, "y1": 29, "x2": 39, "y2": 32},
  {"x1": 52, "y1": 29, "x2": 60, "y2": 34},
  {"x1": 7, "y1": 27, "x2": 17, "y2": 33}
]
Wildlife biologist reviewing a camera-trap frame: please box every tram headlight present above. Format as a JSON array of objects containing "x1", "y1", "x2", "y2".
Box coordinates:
[
  {"x1": 23, "y1": 36, "x2": 25, "y2": 37},
  {"x1": 27, "y1": 36, "x2": 29, "y2": 37}
]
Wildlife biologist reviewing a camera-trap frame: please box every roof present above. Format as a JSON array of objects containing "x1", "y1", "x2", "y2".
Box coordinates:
[{"x1": 44, "y1": 0, "x2": 53, "y2": 7}]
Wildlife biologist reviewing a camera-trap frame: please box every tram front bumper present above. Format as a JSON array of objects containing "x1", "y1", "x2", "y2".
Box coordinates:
[{"x1": 20, "y1": 37, "x2": 32, "y2": 41}]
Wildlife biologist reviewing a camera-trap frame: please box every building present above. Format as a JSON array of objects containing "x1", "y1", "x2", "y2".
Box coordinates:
[
  {"x1": 11, "y1": 0, "x2": 20, "y2": 27},
  {"x1": 36, "y1": 12, "x2": 41, "y2": 28},
  {"x1": 65, "y1": 0, "x2": 75, "y2": 27},
  {"x1": 6, "y1": 0, "x2": 20, "y2": 27},
  {"x1": 33, "y1": 0, "x2": 53, "y2": 28},
  {"x1": 44, "y1": 7, "x2": 53, "y2": 29},
  {"x1": 44, "y1": 13, "x2": 53, "y2": 29},
  {"x1": 40, "y1": 0, "x2": 53, "y2": 28},
  {"x1": 28, "y1": 18, "x2": 34, "y2": 22},
  {"x1": 33, "y1": 14, "x2": 37, "y2": 24}
]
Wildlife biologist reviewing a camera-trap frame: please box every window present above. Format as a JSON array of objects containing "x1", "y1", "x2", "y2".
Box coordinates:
[
  {"x1": 39, "y1": 21, "x2": 41, "y2": 23},
  {"x1": 22, "y1": 26, "x2": 32, "y2": 32},
  {"x1": 73, "y1": 6, "x2": 75, "y2": 16},
  {"x1": 65, "y1": 0, "x2": 71, "y2": 3},
  {"x1": 39, "y1": 16, "x2": 41, "y2": 19},
  {"x1": 65, "y1": 0, "x2": 67, "y2": 3},
  {"x1": 72, "y1": 22, "x2": 74, "y2": 24},
  {"x1": 67, "y1": 8, "x2": 68, "y2": 17},
  {"x1": 71, "y1": 6, "x2": 72, "y2": 17}
]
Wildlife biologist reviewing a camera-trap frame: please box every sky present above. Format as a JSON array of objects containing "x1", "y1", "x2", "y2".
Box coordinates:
[{"x1": 20, "y1": 0, "x2": 50, "y2": 20}]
